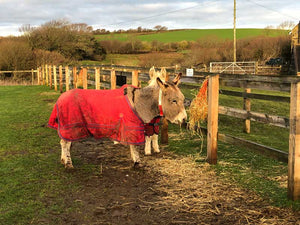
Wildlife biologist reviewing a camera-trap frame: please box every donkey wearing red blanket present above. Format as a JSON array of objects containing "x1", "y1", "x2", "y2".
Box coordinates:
[{"x1": 48, "y1": 73, "x2": 186, "y2": 168}]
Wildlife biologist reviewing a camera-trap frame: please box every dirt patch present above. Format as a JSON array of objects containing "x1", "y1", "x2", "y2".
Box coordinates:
[{"x1": 51, "y1": 139, "x2": 300, "y2": 225}]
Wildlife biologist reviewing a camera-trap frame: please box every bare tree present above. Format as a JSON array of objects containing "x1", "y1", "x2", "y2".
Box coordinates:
[
  {"x1": 277, "y1": 21, "x2": 295, "y2": 31},
  {"x1": 153, "y1": 25, "x2": 168, "y2": 31},
  {"x1": 154, "y1": 25, "x2": 162, "y2": 31}
]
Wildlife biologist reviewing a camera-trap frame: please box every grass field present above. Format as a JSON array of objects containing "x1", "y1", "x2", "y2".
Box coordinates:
[
  {"x1": 0, "y1": 85, "x2": 299, "y2": 224},
  {"x1": 95, "y1": 28, "x2": 288, "y2": 43},
  {"x1": 0, "y1": 86, "x2": 86, "y2": 224}
]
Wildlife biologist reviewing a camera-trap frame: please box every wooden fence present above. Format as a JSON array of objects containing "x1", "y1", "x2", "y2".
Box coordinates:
[
  {"x1": 182, "y1": 73, "x2": 300, "y2": 201},
  {"x1": 35, "y1": 65, "x2": 156, "y2": 90},
  {"x1": 36, "y1": 64, "x2": 300, "y2": 201},
  {"x1": 0, "y1": 69, "x2": 37, "y2": 85}
]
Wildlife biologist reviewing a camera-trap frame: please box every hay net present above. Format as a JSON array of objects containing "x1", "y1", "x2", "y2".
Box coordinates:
[{"x1": 188, "y1": 79, "x2": 208, "y2": 130}]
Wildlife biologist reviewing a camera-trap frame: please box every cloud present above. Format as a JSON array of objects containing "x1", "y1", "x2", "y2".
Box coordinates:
[{"x1": 0, "y1": 0, "x2": 299, "y2": 36}]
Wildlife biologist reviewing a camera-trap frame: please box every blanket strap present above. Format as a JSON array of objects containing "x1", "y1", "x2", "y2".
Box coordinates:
[{"x1": 158, "y1": 89, "x2": 163, "y2": 116}]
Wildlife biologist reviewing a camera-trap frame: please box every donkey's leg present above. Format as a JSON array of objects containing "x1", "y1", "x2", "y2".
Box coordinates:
[
  {"x1": 151, "y1": 134, "x2": 160, "y2": 153},
  {"x1": 144, "y1": 136, "x2": 152, "y2": 156},
  {"x1": 130, "y1": 145, "x2": 141, "y2": 166},
  {"x1": 60, "y1": 139, "x2": 73, "y2": 169}
]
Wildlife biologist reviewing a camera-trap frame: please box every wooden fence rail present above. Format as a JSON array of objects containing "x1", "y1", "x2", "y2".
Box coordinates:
[{"x1": 0, "y1": 69, "x2": 38, "y2": 85}]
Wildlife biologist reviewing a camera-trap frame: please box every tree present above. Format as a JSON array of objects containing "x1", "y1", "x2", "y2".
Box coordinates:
[
  {"x1": 20, "y1": 19, "x2": 106, "y2": 61},
  {"x1": 0, "y1": 37, "x2": 34, "y2": 72},
  {"x1": 154, "y1": 25, "x2": 162, "y2": 31},
  {"x1": 153, "y1": 25, "x2": 167, "y2": 32},
  {"x1": 277, "y1": 21, "x2": 295, "y2": 31}
]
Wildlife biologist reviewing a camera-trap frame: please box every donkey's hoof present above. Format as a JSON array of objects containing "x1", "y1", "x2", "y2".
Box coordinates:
[
  {"x1": 144, "y1": 152, "x2": 152, "y2": 156},
  {"x1": 153, "y1": 149, "x2": 160, "y2": 154},
  {"x1": 65, "y1": 163, "x2": 74, "y2": 169},
  {"x1": 133, "y1": 162, "x2": 143, "y2": 169}
]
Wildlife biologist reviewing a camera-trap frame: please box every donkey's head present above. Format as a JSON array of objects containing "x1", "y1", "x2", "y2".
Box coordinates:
[{"x1": 157, "y1": 73, "x2": 187, "y2": 124}]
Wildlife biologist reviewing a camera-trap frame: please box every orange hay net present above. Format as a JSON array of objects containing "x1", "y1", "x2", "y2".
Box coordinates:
[{"x1": 189, "y1": 79, "x2": 208, "y2": 129}]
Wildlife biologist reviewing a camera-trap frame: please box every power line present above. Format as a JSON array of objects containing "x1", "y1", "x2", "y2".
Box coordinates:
[
  {"x1": 102, "y1": 0, "x2": 220, "y2": 27},
  {"x1": 246, "y1": 0, "x2": 298, "y2": 21}
]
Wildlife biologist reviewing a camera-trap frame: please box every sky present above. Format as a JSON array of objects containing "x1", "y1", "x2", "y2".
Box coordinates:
[{"x1": 0, "y1": 0, "x2": 299, "y2": 36}]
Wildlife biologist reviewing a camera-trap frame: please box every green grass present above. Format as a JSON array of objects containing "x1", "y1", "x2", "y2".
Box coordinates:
[
  {"x1": 95, "y1": 33, "x2": 133, "y2": 42},
  {"x1": 95, "y1": 29, "x2": 288, "y2": 43},
  {"x1": 81, "y1": 54, "x2": 141, "y2": 66},
  {"x1": 218, "y1": 87, "x2": 290, "y2": 151},
  {"x1": 0, "y1": 86, "x2": 97, "y2": 224}
]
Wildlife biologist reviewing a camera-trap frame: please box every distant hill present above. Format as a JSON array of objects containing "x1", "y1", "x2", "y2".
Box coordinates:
[{"x1": 95, "y1": 28, "x2": 288, "y2": 43}]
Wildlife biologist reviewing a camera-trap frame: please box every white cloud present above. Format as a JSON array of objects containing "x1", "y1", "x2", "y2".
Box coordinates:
[{"x1": 0, "y1": 0, "x2": 299, "y2": 36}]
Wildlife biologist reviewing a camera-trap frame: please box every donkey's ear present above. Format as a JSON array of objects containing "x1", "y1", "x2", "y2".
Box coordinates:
[
  {"x1": 160, "y1": 67, "x2": 167, "y2": 80},
  {"x1": 149, "y1": 66, "x2": 155, "y2": 79},
  {"x1": 172, "y1": 73, "x2": 182, "y2": 86},
  {"x1": 156, "y1": 77, "x2": 169, "y2": 90}
]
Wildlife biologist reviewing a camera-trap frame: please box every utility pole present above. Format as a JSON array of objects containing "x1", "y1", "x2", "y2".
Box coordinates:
[{"x1": 233, "y1": 0, "x2": 237, "y2": 63}]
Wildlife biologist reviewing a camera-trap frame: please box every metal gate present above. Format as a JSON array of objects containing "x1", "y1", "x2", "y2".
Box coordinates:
[{"x1": 210, "y1": 61, "x2": 256, "y2": 74}]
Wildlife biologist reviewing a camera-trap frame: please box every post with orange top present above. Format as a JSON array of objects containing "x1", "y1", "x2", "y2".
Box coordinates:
[{"x1": 207, "y1": 74, "x2": 219, "y2": 165}]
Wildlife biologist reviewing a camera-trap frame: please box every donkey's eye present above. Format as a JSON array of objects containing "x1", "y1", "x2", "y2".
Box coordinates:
[{"x1": 172, "y1": 99, "x2": 177, "y2": 104}]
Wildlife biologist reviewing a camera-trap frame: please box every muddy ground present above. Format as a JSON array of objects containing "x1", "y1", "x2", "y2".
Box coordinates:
[{"x1": 50, "y1": 139, "x2": 300, "y2": 225}]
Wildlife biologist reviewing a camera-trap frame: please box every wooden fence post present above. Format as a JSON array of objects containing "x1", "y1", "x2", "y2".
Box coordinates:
[
  {"x1": 73, "y1": 67, "x2": 77, "y2": 89},
  {"x1": 42, "y1": 65, "x2": 45, "y2": 85},
  {"x1": 31, "y1": 69, "x2": 34, "y2": 85},
  {"x1": 95, "y1": 67, "x2": 100, "y2": 90},
  {"x1": 132, "y1": 70, "x2": 139, "y2": 87},
  {"x1": 53, "y1": 65, "x2": 57, "y2": 91},
  {"x1": 37, "y1": 67, "x2": 40, "y2": 85},
  {"x1": 111, "y1": 69, "x2": 116, "y2": 89},
  {"x1": 244, "y1": 88, "x2": 251, "y2": 133},
  {"x1": 65, "y1": 66, "x2": 70, "y2": 91},
  {"x1": 49, "y1": 65, "x2": 52, "y2": 89},
  {"x1": 59, "y1": 65, "x2": 63, "y2": 93},
  {"x1": 82, "y1": 67, "x2": 88, "y2": 89},
  {"x1": 288, "y1": 81, "x2": 300, "y2": 200},
  {"x1": 207, "y1": 74, "x2": 219, "y2": 165},
  {"x1": 45, "y1": 64, "x2": 49, "y2": 86}
]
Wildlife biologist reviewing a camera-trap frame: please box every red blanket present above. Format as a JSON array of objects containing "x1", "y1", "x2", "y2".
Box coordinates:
[{"x1": 48, "y1": 85, "x2": 145, "y2": 145}]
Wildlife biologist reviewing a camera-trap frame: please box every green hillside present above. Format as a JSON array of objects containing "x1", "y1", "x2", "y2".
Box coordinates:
[{"x1": 95, "y1": 28, "x2": 288, "y2": 43}]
